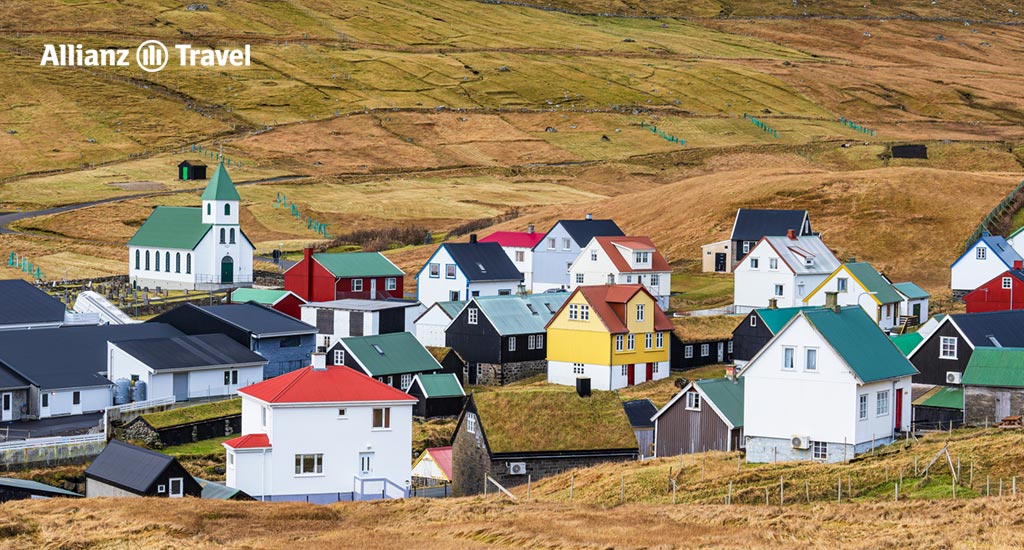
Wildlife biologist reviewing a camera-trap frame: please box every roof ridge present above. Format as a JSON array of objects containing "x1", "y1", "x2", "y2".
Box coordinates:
[{"x1": 267, "y1": 367, "x2": 311, "y2": 402}]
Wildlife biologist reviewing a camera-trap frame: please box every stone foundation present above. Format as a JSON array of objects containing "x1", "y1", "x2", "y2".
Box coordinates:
[{"x1": 476, "y1": 360, "x2": 548, "y2": 386}]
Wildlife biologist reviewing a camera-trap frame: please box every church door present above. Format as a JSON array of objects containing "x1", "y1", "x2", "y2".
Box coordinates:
[{"x1": 221, "y1": 256, "x2": 234, "y2": 284}]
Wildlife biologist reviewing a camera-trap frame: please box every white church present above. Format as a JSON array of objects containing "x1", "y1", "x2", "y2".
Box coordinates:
[{"x1": 128, "y1": 161, "x2": 254, "y2": 290}]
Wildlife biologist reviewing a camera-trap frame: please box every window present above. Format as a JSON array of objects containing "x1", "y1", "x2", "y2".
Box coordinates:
[
  {"x1": 467, "y1": 413, "x2": 477, "y2": 434},
  {"x1": 467, "y1": 308, "x2": 478, "y2": 325},
  {"x1": 294, "y1": 454, "x2": 323, "y2": 475},
  {"x1": 750, "y1": 315, "x2": 758, "y2": 327},
  {"x1": 774, "y1": 284, "x2": 784, "y2": 297},
  {"x1": 352, "y1": 278, "x2": 363, "y2": 292},
  {"x1": 224, "y1": 203, "x2": 231, "y2": 216},
  {"x1": 400, "y1": 374, "x2": 412, "y2": 391},
  {"x1": 977, "y1": 247, "x2": 987, "y2": 260},
  {"x1": 175, "y1": 253, "x2": 181, "y2": 273},
  {"x1": 508, "y1": 337, "x2": 517, "y2": 352},
  {"x1": 858, "y1": 394, "x2": 868, "y2": 420},
  {"x1": 750, "y1": 258, "x2": 759, "y2": 269},
  {"x1": 429, "y1": 263, "x2": 440, "y2": 278},
  {"x1": 72, "y1": 391, "x2": 80, "y2": 405},
  {"x1": 650, "y1": 274, "x2": 660, "y2": 286},
  {"x1": 279, "y1": 335, "x2": 300, "y2": 348},
  {"x1": 186, "y1": 253, "x2": 191, "y2": 274},
  {"x1": 169, "y1": 478, "x2": 183, "y2": 498},
  {"x1": 528, "y1": 334, "x2": 536, "y2": 350},
  {"x1": 700, "y1": 343, "x2": 709, "y2": 357},
  {"x1": 537, "y1": 334, "x2": 544, "y2": 348},
  {"x1": 154, "y1": 251, "x2": 160, "y2": 271},
  {"x1": 743, "y1": 241, "x2": 751, "y2": 254},
  {"x1": 449, "y1": 291, "x2": 460, "y2": 301},
  {"x1": 41, "y1": 394, "x2": 48, "y2": 408},
  {"x1": 685, "y1": 391, "x2": 701, "y2": 411},
  {"x1": 572, "y1": 363, "x2": 584, "y2": 374},
  {"x1": 135, "y1": 250, "x2": 140, "y2": 270},
  {"x1": 1004, "y1": 277, "x2": 1013, "y2": 290},
  {"x1": 165, "y1": 251, "x2": 171, "y2": 273},
  {"x1": 562, "y1": 238, "x2": 571, "y2": 250},
  {"x1": 261, "y1": 406, "x2": 267, "y2": 427},
  {"x1": 220, "y1": 228, "x2": 226, "y2": 244},
  {"x1": 224, "y1": 370, "x2": 232, "y2": 385},
  {"x1": 805, "y1": 349, "x2": 817, "y2": 371},
  {"x1": 645, "y1": 332, "x2": 653, "y2": 349},
  {"x1": 636, "y1": 303, "x2": 645, "y2": 322},
  {"x1": 627, "y1": 334, "x2": 635, "y2": 351},
  {"x1": 812, "y1": 441, "x2": 827, "y2": 460},
  {"x1": 338, "y1": 408, "x2": 347, "y2": 418},
  {"x1": 360, "y1": 453, "x2": 373, "y2": 474},
  {"x1": 334, "y1": 349, "x2": 345, "y2": 364},
  {"x1": 229, "y1": 228, "x2": 236, "y2": 244},
  {"x1": 516, "y1": 250, "x2": 525, "y2": 262},
  {"x1": 580, "y1": 304, "x2": 590, "y2": 321},
  {"x1": 877, "y1": 390, "x2": 890, "y2": 416},
  {"x1": 940, "y1": 337, "x2": 958, "y2": 359},
  {"x1": 656, "y1": 332, "x2": 664, "y2": 348},
  {"x1": 145, "y1": 251, "x2": 150, "y2": 270},
  {"x1": 372, "y1": 407, "x2": 391, "y2": 429},
  {"x1": 228, "y1": 452, "x2": 234, "y2": 467},
  {"x1": 783, "y1": 347, "x2": 795, "y2": 370},
  {"x1": 547, "y1": 238, "x2": 556, "y2": 250},
  {"x1": 206, "y1": 203, "x2": 211, "y2": 215},
  {"x1": 728, "y1": 340, "x2": 733, "y2": 353},
  {"x1": 634, "y1": 251, "x2": 650, "y2": 263},
  {"x1": 575, "y1": 273, "x2": 584, "y2": 284},
  {"x1": 386, "y1": 277, "x2": 397, "y2": 291},
  {"x1": 837, "y1": 278, "x2": 848, "y2": 292},
  {"x1": 590, "y1": 250, "x2": 598, "y2": 261},
  {"x1": 621, "y1": 365, "x2": 628, "y2": 376},
  {"x1": 445, "y1": 264, "x2": 456, "y2": 279},
  {"x1": 568, "y1": 304, "x2": 579, "y2": 320},
  {"x1": 615, "y1": 335, "x2": 624, "y2": 352},
  {"x1": 625, "y1": 275, "x2": 633, "y2": 283},
  {"x1": 684, "y1": 345, "x2": 693, "y2": 358},
  {"x1": 566, "y1": 262, "x2": 573, "y2": 274},
  {"x1": 769, "y1": 258, "x2": 778, "y2": 270}
]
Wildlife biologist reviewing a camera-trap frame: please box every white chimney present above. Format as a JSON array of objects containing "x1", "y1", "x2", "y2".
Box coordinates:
[{"x1": 311, "y1": 352, "x2": 327, "y2": 371}]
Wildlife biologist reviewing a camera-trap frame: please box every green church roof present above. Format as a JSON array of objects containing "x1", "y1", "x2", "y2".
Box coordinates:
[
  {"x1": 128, "y1": 207, "x2": 211, "y2": 250},
  {"x1": 200, "y1": 162, "x2": 240, "y2": 201}
]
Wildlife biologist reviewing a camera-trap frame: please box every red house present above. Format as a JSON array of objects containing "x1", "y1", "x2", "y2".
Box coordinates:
[
  {"x1": 285, "y1": 249, "x2": 405, "y2": 303},
  {"x1": 228, "y1": 288, "x2": 306, "y2": 319},
  {"x1": 964, "y1": 262, "x2": 1024, "y2": 313}
]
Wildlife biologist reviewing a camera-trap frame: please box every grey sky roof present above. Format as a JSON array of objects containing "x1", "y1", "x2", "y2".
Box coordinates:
[
  {"x1": 197, "y1": 304, "x2": 315, "y2": 337},
  {"x1": 112, "y1": 334, "x2": 266, "y2": 371},
  {"x1": 731, "y1": 209, "x2": 810, "y2": 242},
  {"x1": 0, "y1": 280, "x2": 66, "y2": 327}
]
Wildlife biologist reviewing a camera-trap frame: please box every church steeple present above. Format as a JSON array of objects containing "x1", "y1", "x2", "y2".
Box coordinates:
[{"x1": 201, "y1": 161, "x2": 239, "y2": 226}]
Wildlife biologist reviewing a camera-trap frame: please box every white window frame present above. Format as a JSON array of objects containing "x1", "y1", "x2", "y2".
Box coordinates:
[
  {"x1": 429, "y1": 263, "x2": 440, "y2": 278},
  {"x1": 568, "y1": 304, "x2": 579, "y2": 320},
  {"x1": 338, "y1": 407, "x2": 348, "y2": 419},
  {"x1": 684, "y1": 345, "x2": 693, "y2": 359},
  {"x1": 515, "y1": 250, "x2": 525, "y2": 262},
  {"x1": 977, "y1": 247, "x2": 987, "y2": 260},
  {"x1": 445, "y1": 264, "x2": 457, "y2": 279},
  {"x1": 750, "y1": 315, "x2": 758, "y2": 327},
  {"x1": 685, "y1": 391, "x2": 701, "y2": 411},
  {"x1": 580, "y1": 304, "x2": 590, "y2": 321},
  {"x1": 858, "y1": 394, "x2": 868, "y2": 420},
  {"x1": 590, "y1": 249, "x2": 598, "y2": 261},
  {"x1": 627, "y1": 334, "x2": 635, "y2": 351},
  {"x1": 575, "y1": 273, "x2": 584, "y2": 284},
  {"x1": 537, "y1": 334, "x2": 544, "y2": 348},
  {"x1": 572, "y1": 363, "x2": 585, "y2": 375},
  {"x1": 386, "y1": 277, "x2": 397, "y2": 291},
  {"x1": 372, "y1": 407, "x2": 391, "y2": 430},
  {"x1": 528, "y1": 334, "x2": 536, "y2": 350},
  {"x1": 1004, "y1": 277, "x2": 1013, "y2": 290},
  {"x1": 812, "y1": 441, "x2": 827, "y2": 460},
  {"x1": 334, "y1": 349, "x2": 345, "y2": 364},
  {"x1": 650, "y1": 274, "x2": 659, "y2": 286},
  {"x1": 940, "y1": 336, "x2": 958, "y2": 360},
  {"x1": 636, "y1": 303, "x2": 645, "y2": 322},
  {"x1": 508, "y1": 337, "x2": 516, "y2": 352},
  {"x1": 400, "y1": 374, "x2": 412, "y2": 391},
  {"x1": 876, "y1": 390, "x2": 890, "y2": 416},
  {"x1": 351, "y1": 278, "x2": 363, "y2": 292},
  {"x1": 468, "y1": 308, "x2": 478, "y2": 325},
  {"x1": 743, "y1": 241, "x2": 751, "y2": 254},
  {"x1": 749, "y1": 257, "x2": 759, "y2": 269},
  {"x1": 645, "y1": 332, "x2": 653, "y2": 349},
  {"x1": 783, "y1": 347, "x2": 795, "y2": 370},
  {"x1": 805, "y1": 348, "x2": 817, "y2": 372},
  {"x1": 562, "y1": 238, "x2": 571, "y2": 250},
  {"x1": 656, "y1": 332, "x2": 664, "y2": 348},
  {"x1": 168, "y1": 477, "x2": 184, "y2": 498},
  {"x1": 294, "y1": 453, "x2": 324, "y2": 476},
  {"x1": 615, "y1": 335, "x2": 624, "y2": 352},
  {"x1": 774, "y1": 284, "x2": 784, "y2": 297},
  {"x1": 769, "y1": 258, "x2": 778, "y2": 270},
  {"x1": 700, "y1": 343, "x2": 709, "y2": 357},
  {"x1": 467, "y1": 413, "x2": 477, "y2": 434},
  {"x1": 547, "y1": 238, "x2": 556, "y2": 250}
]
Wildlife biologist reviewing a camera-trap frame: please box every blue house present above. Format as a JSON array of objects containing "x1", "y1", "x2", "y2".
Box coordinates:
[
  {"x1": 530, "y1": 215, "x2": 623, "y2": 292},
  {"x1": 149, "y1": 303, "x2": 317, "y2": 378},
  {"x1": 951, "y1": 231, "x2": 1023, "y2": 298}
]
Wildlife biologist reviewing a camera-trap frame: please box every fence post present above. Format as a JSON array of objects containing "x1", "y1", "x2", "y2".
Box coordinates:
[
  {"x1": 527, "y1": 475, "x2": 531, "y2": 499},
  {"x1": 728, "y1": 481, "x2": 732, "y2": 505},
  {"x1": 672, "y1": 479, "x2": 677, "y2": 505},
  {"x1": 570, "y1": 472, "x2": 574, "y2": 502},
  {"x1": 620, "y1": 474, "x2": 625, "y2": 504},
  {"x1": 838, "y1": 476, "x2": 841, "y2": 503},
  {"x1": 805, "y1": 481, "x2": 809, "y2": 503},
  {"x1": 780, "y1": 476, "x2": 784, "y2": 505}
]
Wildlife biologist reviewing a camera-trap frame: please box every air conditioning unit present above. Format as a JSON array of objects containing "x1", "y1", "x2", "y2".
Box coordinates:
[
  {"x1": 946, "y1": 371, "x2": 963, "y2": 384},
  {"x1": 508, "y1": 462, "x2": 527, "y2": 475},
  {"x1": 791, "y1": 435, "x2": 810, "y2": 450}
]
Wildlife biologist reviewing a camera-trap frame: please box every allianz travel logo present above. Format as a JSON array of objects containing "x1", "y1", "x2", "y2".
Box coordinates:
[{"x1": 40, "y1": 40, "x2": 250, "y2": 72}]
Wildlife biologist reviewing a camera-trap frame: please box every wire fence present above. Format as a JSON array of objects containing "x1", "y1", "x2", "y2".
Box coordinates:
[{"x1": 962, "y1": 178, "x2": 1024, "y2": 254}]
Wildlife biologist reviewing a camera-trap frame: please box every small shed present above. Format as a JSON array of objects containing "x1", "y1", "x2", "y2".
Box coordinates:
[
  {"x1": 411, "y1": 446, "x2": 453, "y2": 487},
  {"x1": 85, "y1": 440, "x2": 203, "y2": 498},
  {"x1": 622, "y1": 399, "x2": 657, "y2": 458},
  {"x1": 407, "y1": 373, "x2": 465, "y2": 418},
  {"x1": 653, "y1": 377, "x2": 744, "y2": 456},
  {"x1": 0, "y1": 477, "x2": 82, "y2": 502},
  {"x1": 962, "y1": 347, "x2": 1024, "y2": 425},
  {"x1": 178, "y1": 160, "x2": 208, "y2": 181},
  {"x1": 890, "y1": 144, "x2": 928, "y2": 159},
  {"x1": 911, "y1": 386, "x2": 963, "y2": 429}
]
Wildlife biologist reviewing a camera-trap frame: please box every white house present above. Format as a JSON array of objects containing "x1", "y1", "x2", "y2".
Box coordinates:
[
  {"x1": 128, "y1": 161, "x2": 254, "y2": 291},
  {"x1": 107, "y1": 334, "x2": 267, "y2": 402},
  {"x1": 892, "y1": 282, "x2": 930, "y2": 326},
  {"x1": 479, "y1": 227, "x2": 545, "y2": 290},
  {"x1": 531, "y1": 216, "x2": 623, "y2": 293},
  {"x1": 223, "y1": 352, "x2": 416, "y2": 502},
  {"x1": 741, "y1": 300, "x2": 916, "y2": 463},
  {"x1": 300, "y1": 299, "x2": 424, "y2": 349},
  {"x1": 569, "y1": 236, "x2": 672, "y2": 310},
  {"x1": 733, "y1": 231, "x2": 839, "y2": 314},
  {"x1": 950, "y1": 231, "x2": 1022, "y2": 297},
  {"x1": 802, "y1": 261, "x2": 904, "y2": 331},
  {"x1": 414, "y1": 237, "x2": 522, "y2": 307},
  {"x1": 413, "y1": 301, "x2": 466, "y2": 347}
]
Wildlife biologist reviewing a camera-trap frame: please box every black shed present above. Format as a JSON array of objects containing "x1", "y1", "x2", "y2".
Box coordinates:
[
  {"x1": 178, "y1": 160, "x2": 208, "y2": 181},
  {"x1": 85, "y1": 440, "x2": 202, "y2": 498}
]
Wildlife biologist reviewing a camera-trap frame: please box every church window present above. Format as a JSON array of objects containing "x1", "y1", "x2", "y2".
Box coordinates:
[
  {"x1": 186, "y1": 254, "x2": 191, "y2": 274},
  {"x1": 155, "y1": 252, "x2": 160, "y2": 271},
  {"x1": 165, "y1": 252, "x2": 170, "y2": 272},
  {"x1": 229, "y1": 228, "x2": 236, "y2": 244},
  {"x1": 175, "y1": 253, "x2": 181, "y2": 273},
  {"x1": 220, "y1": 228, "x2": 226, "y2": 244},
  {"x1": 224, "y1": 203, "x2": 231, "y2": 216},
  {"x1": 145, "y1": 251, "x2": 150, "y2": 270},
  {"x1": 135, "y1": 250, "x2": 140, "y2": 270}
]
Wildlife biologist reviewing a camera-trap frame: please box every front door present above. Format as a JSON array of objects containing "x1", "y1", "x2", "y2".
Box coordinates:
[
  {"x1": 996, "y1": 391, "x2": 1012, "y2": 422},
  {"x1": 912, "y1": 303, "x2": 921, "y2": 320},
  {"x1": 359, "y1": 452, "x2": 374, "y2": 475},
  {"x1": 221, "y1": 256, "x2": 234, "y2": 284},
  {"x1": 40, "y1": 393, "x2": 49, "y2": 418},
  {"x1": 645, "y1": 362, "x2": 653, "y2": 382},
  {"x1": 173, "y1": 373, "x2": 189, "y2": 402},
  {"x1": 71, "y1": 391, "x2": 82, "y2": 415},
  {"x1": 168, "y1": 477, "x2": 184, "y2": 498},
  {"x1": 1, "y1": 393, "x2": 11, "y2": 421},
  {"x1": 370, "y1": 278, "x2": 377, "y2": 299},
  {"x1": 894, "y1": 389, "x2": 903, "y2": 431},
  {"x1": 714, "y1": 253, "x2": 727, "y2": 272},
  {"x1": 627, "y1": 364, "x2": 636, "y2": 386},
  {"x1": 717, "y1": 342, "x2": 724, "y2": 363}
]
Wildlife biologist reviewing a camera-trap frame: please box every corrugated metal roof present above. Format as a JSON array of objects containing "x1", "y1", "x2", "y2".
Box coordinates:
[
  {"x1": 0, "y1": 280, "x2": 66, "y2": 327},
  {"x1": 84, "y1": 440, "x2": 176, "y2": 493},
  {"x1": 413, "y1": 373, "x2": 464, "y2": 398},
  {"x1": 803, "y1": 306, "x2": 918, "y2": 383},
  {"x1": 843, "y1": 262, "x2": 903, "y2": 304},
  {"x1": 196, "y1": 477, "x2": 246, "y2": 500},
  {"x1": 342, "y1": 332, "x2": 443, "y2": 377},
  {"x1": 112, "y1": 334, "x2": 267, "y2": 371},
  {"x1": 127, "y1": 207, "x2": 211, "y2": 250},
  {"x1": 0, "y1": 476, "x2": 81, "y2": 498},
  {"x1": 912, "y1": 386, "x2": 964, "y2": 410},
  {"x1": 892, "y1": 282, "x2": 930, "y2": 300},
  {"x1": 437, "y1": 301, "x2": 467, "y2": 318},
  {"x1": 695, "y1": 377, "x2": 744, "y2": 428},
  {"x1": 731, "y1": 209, "x2": 810, "y2": 242},
  {"x1": 313, "y1": 252, "x2": 403, "y2": 278},
  {"x1": 473, "y1": 292, "x2": 569, "y2": 335},
  {"x1": 555, "y1": 219, "x2": 624, "y2": 248},
  {"x1": 890, "y1": 332, "x2": 923, "y2": 357},
  {"x1": 762, "y1": 235, "x2": 839, "y2": 275},
  {"x1": 622, "y1": 399, "x2": 657, "y2": 429},
  {"x1": 756, "y1": 306, "x2": 818, "y2": 334},
  {"x1": 442, "y1": 242, "x2": 522, "y2": 282},
  {"x1": 950, "y1": 311, "x2": 1024, "y2": 348},
  {"x1": 197, "y1": 304, "x2": 315, "y2": 337},
  {"x1": 963, "y1": 347, "x2": 1024, "y2": 387},
  {"x1": 229, "y1": 288, "x2": 292, "y2": 306}
]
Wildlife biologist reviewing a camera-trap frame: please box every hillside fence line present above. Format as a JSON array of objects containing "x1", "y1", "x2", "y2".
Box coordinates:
[{"x1": 962, "y1": 178, "x2": 1024, "y2": 254}]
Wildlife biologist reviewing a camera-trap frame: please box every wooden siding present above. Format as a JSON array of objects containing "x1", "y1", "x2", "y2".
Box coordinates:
[
  {"x1": 671, "y1": 333, "x2": 732, "y2": 370},
  {"x1": 655, "y1": 393, "x2": 737, "y2": 456},
  {"x1": 731, "y1": 311, "x2": 774, "y2": 362},
  {"x1": 910, "y1": 322, "x2": 972, "y2": 386}
]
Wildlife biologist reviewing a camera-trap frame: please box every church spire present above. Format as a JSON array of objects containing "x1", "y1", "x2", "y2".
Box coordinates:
[{"x1": 201, "y1": 160, "x2": 240, "y2": 201}]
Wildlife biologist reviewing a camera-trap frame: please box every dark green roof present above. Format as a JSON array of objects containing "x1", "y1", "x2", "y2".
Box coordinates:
[
  {"x1": 413, "y1": 373, "x2": 464, "y2": 398},
  {"x1": 195, "y1": 477, "x2": 246, "y2": 500},
  {"x1": 963, "y1": 348, "x2": 1024, "y2": 388},
  {"x1": 342, "y1": 332, "x2": 441, "y2": 377},
  {"x1": 803, "y1": 306, "x2": 918, "y2": 383},
  {"x1": 200, "y1": 162, "x2": 240, "y2": 201},
  {"x1": 757, "y1": 306, "x2": 817, "y2": 334},
  {"x1": 230, "y1": 288, "x2": 291, "y2": 305},
  {"x1": 912, "y1": 386, "x2": 964, "y2": 410},
  {"x1": 313, "y1": 252, "x2": 403, "y2": 278},
  {"x1": 695, "y1": 377, "x2": 744, "y2": 428},
  {"x1": 844, "y1": 262, "x2": 903, "y2": 304},
  {"x1": 127, "y1": 206, "x2": 211, "y2": 250},
  {"x1": 892, "y1": 282, "x2": 930, "y2": 300},
  {"x1": 890, "y1": 332, "x2": 923, "y2": 357}
]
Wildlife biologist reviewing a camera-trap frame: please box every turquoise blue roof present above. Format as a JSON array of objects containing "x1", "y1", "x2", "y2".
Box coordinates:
[
  {"x1": 695, "y1": 377, "x2": 744, "y2": 428},
  {"x1": 892, "y1": 282, "x2": 929, "y2": 300},
  {"x1": 471, "y1": 292, "x2": 570, "y2": 335},
  {"x1": 437, "y1": 301, "x2": 467, "y2": 318},
  {"x1": 756, "y1": 306, "x2": 817, "y2": 334},
  {"x1": 803, "y1": 306, "x2": 919, "y2": 383}
]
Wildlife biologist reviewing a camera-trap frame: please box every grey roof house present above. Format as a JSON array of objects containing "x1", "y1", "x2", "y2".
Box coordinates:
[{"x1": 85, "y1": 440, "x2": 202, "y2": 498}]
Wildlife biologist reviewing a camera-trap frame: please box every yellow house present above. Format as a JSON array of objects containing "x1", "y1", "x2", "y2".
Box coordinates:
[{"x1": 546, "y1": 284, "x2": 673, "y2": 390}]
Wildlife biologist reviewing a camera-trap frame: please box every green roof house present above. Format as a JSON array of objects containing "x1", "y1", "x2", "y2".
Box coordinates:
[
  {"x1": 129, "y1": 161, "x2": 253, "y2": 291},
  {"x1": 331, "y1": 332, "x2": 454, "y2": 392},
  {"x1": 406, "y1": 373, "x2": 466, "y2": 418},
  {"x1": 653, "y1": 376, "x2": 745, "y2": 456},
  {"x1": 962, "y1": 347, "x2": 1024, "y2": 425},
  {"x1": 804, "y1": 261, "x2": 929, "y2": 330},
  {"x1": 741, "y1": 304, "x2": 918, "y2": 463}
]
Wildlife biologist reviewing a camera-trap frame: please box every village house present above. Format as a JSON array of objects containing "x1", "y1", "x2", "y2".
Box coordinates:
[
  {"x1": 406, "y1": 373, "x2": 465, "y2": 418},
  {"x1": 950, "y1": 231, "x2": 1023, "y2": 299},
  {"x1": 893, "y1": 282, "x2": 930, "y2": 325},
  {"x1": 0, "y1": 280, "x2": 74, "y2": 331},
  {"x1": 223, "y1": 352, "x2": 416, "y2": 502},
  {"x1": 906, "y1": 311, "x2": 1024, "y2": 387},
  {"x1": 962, "y1": 347, "x2": 1024, "y2": 425},
  {"x1": 413, "y1": 300, "x2": 466, "y2": 347},
  {"x1": 284, "y1": 249, "x2": 405, "y2": 303},
  {"x1": 86, "y1": 440, "x2": 202, "y2": 498},
  {"x1": 479, "y1": 226, "x2": 545, "y2": 290},
  {"x1": 128, "y1": 161, "x2": 254, "y2": 291},
  {"x1": 415, "y1": 237, "x2": 523, "y2": 307},
  {"x1": 445, "y1": 292, "x2": 569, "y2": 385},
  {"x1": 671, "y1": 316, "x2": 738, "y2": 370},
  {"x1": 450, "y1": 387, "x2": 638, "y2": 495},
  {"x1": 653, "y1": 376, "x2": 744, "y2": 456},
  {"x1": 107, "y1": 334, "x2": 267, "y2": 402},
  {"x1": 731, "y1": 304, "x2": 816, "y2": 368},
  {"x1": 622, "y1": 399, "x2": 657, "y2": 459},
  {"x1": 229, "y1": 288, "x2": 306, "y2": 319},
  {"x1": 911, "y1": 386, "x2": 964, "y2": 430},
  {"x1": 569, "y1": 236, "x2": 672, "y2": 310},
  {"x1": 530, "y1": 215, "x2": 623, "y2": 293},
  {"x1": 733, "y1": 231, "x2": 839, "y2": 314},
  {"x1": 411, "y1": 446, "x2": 453, "y2": 488},
  {"x1": 327, "y1": 331, "x2": 454, "y2": 392},
  {"x1": 742, "y1": 298, "x2": 916, "y2": 463},
  {"x1": 301, "y1": 299, "x2": 423, "y2": 349},
  {"x1": 802, "y1": 261, "x2": 909, "y2": 331},
  {"x1": 546, "y1": 285, "x2": 672, "y2": 391},
  {"x1": 962, "y1": 263, "x2": 1024, "y2": 313},
  {"x1": 701, "y1": 208, "x2": 812, "y2": 273},
  {"x1": 150, "y1": 303, "x2": 316, "y2": 379}
]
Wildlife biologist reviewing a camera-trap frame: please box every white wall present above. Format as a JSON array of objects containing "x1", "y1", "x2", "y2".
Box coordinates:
[
  {"x1": 45, "y1": 386, "x2": 110, "y2": 416},
  {"x1": 734, "y1": 243, "x2": 797, "y2": 312},
  {"x1": 498, "y1": 245, "x2": 533, "y2": 289},
  {"x1": 186, "y1": 366, "x2": 263, "y2": 400},
  {"x1": 952, "y1": 241, "x2": 1010, "y2": 291},
  {"x1": 569, "y1": 241, "x2": 671, "y2": 309},
  {"x1": 547, "y1": 361, "x2": 669, "y2": 391},
  {"x1": 417, "y1": 247, "x2": 468, "y2": 307},
  {"x1": 804, "y1": 274, "x2": 897, "y2": 330},
  {"x1": 898, "y1": 298, "x2": 929, "y2": 324},
  {"x1": 414, "y1": 307, "x2": 453, "y2": 347}
]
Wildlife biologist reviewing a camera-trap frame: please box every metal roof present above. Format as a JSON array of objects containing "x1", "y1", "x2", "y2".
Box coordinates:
[
  {"x1": 802, "y1": 307, "x2": 918, "y2": 383},
  {"x1": 303, "y1": 298, "x2": 418, "y2": 312},
  {"x1": 892, "y1": 282, "x2": 930, "y2": 300},
  {"x1": 199, "y1": 161, "x2": 240, "y2": 201},
  {"x1": 312, "y1": 252, "x2": 403, "y2": 278},
  {"x1": 731, "y1": 208, "x2": 810, "y2": 242},
  {"x1": 441, "y1": 242, "x2": 523, "y2": 282},
  {"x1": 111, "y1": 334, "x2": 267, "y2": 372},
  {"x1": 196, "y1": 477, "x2": 247, "y2": 500},
  {"x1": 622, "y1": 399, "x2": 657, "y2": 429},
  {"x1": 342, "y1": 332, "x2": 443, "y2": 377},
  {"x1": 695, "y1": 377, "x2": 745, "y2": 428},
  {"x1": 0, "y1": 476, "x2": 81, "y2": 498},
  {"x1": 951, "y1": 232, "x2": 1022, "y2": 269},
  {"x1": 755, "y1": 306, "x2": 818, "y2": 334},
  {"x1": 949, "y1": 311, "x2": 1024, "y2": 348},
  {"x1": 841, "y1": 262, "x2": 903, "y2": 304},
  {"x1": 229, "y1": 288, "x2": 295, "y2": 306},
  {"x1": 470, "y1": 292, "x2": 569, "y2": 335},
  {"x1": 890, "y1": 332, "x2": 923, "y2": 357},
  {"x1": 197, "y1": 303, "x2": 316, "y2": 337},
  {"x1": 0, "y1": 280, "x2": 67, "y2": 327},
  {"x1": 912, "y1": 386, "x2": 964, "y2": 410},
  {"x1": 411, "y1": 373, "x2": 465, "y2": 398},
  {"x1": 553, "y1": 219, "x2": 624, "y2": 248},
  {"x1": 963, "y1": 347, "x2": 1024, "y2": 388},
  {"x1": 127, "y1": 206, "x2": 211, "y2": 250},
  {"x1": 761, "y1": 235, "x2": 839, "y2": 275},
  {"x1": 85, "y1": 440, "x2": 178, "y2": 494}
]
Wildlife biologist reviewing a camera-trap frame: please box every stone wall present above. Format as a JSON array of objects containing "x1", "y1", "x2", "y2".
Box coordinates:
[
  {"x1": 488, "y1": 453, "x2": 635, "y2": 492},
  {"x1": 0, "y1": 438, "x2": 105, "y2": 471},
  {"x1": 476, "y1": 360, "x2": 548, "y2": 386},
  {"x1": 451, "y1": 411, "x2": 490, "y2": 496},
  {"x1": 965, "y1": 386, "x2": 1024, "y2": 426},
  {"x1": 122, "y1": 415, "x2": 239, "y2": 448}
]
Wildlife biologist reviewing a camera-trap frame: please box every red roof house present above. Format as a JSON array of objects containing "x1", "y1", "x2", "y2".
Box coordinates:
[
  {"x1": 479, "y1": 229, "x2": 546, "y2": 249},
  {"x1": 239, "y1": 362, "x2": 417, "y2": 404}
]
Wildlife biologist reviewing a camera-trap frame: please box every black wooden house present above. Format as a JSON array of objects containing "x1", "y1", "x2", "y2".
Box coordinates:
[
  {"x1": 908, "y1": 311, "x2": 1024, "y2": 386},
  {"x1": 178, "y1": 160, "x2": 207, "y2": 181},
  {"x1": 85, "y1": 440, "x2": 202, "y2": 498},
  {"x1": 731, "y1": 306, "x2": 816, "y2": 366}
]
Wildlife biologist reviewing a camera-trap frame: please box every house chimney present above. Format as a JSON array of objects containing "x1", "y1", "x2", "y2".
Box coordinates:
[
  {"x1": 824, "y1": 291, "x2": 840, "y2": 312},
  {"x1": 304, "y1": 247, "x2": 314, "y2": 300},
  {"x1": 585, "y1": 213, "x2": 593, "y2": 221},
  {"x1": 725, "y1": 365, "x2": 737, "y2": 383},
  {"x1": 576, "y1": 377, "x2": 591, "y2": 398},
  {"x1": 1015, "y1": 260, "x2": 1023, "y2": 270},
  {"x1": 517, "y1": 283, "x2": 527, "y2": 296},
  {"x1": 469, "y1": 234, "x2": 478, "y2": 244},
  {"x1": 311, "y1": 351, "x2": 327, "y2": 371},
  {"x1": 787, "y1": 229, "x2": 797, "y2": 240},
  {"x1": 527, "y1": 224, "x2": 535, "y2": 234},
  {"x1": 848, "y1": 256, "x2": 856, "y2": 263},
  {"x1": 768, "y1": 298, "x2": 778, "y2": 310}
]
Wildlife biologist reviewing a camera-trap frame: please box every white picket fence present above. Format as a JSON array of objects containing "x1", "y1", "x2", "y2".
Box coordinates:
[
  {"x1": 0, "y1": 432, "x2": 105, "y2": 452},
  {"x1": 107, "y1": 396, "x2": 175, "y2": 415}
]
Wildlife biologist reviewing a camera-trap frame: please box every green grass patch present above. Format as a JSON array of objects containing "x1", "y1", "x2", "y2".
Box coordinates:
[
  {"x1": 671, "y1": 271, "x2": 734, "y2": 311},
  {"x1": 163, "y1": 435, "x2": 234, "y2": 457},
  {"x1": 141, "y1": 399, "x2": 242, "y2": 429}
]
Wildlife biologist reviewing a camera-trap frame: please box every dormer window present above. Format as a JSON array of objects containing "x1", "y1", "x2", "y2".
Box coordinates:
[
  {"x1": 804, "y1": 257, "x2": 814, "y2": 267},
  {"x1": 634, "y1": 251, "x2": 650, "y2": 264},
  {"x1": 977, "y1": 247, "x2": 987, "y2": 260}
]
